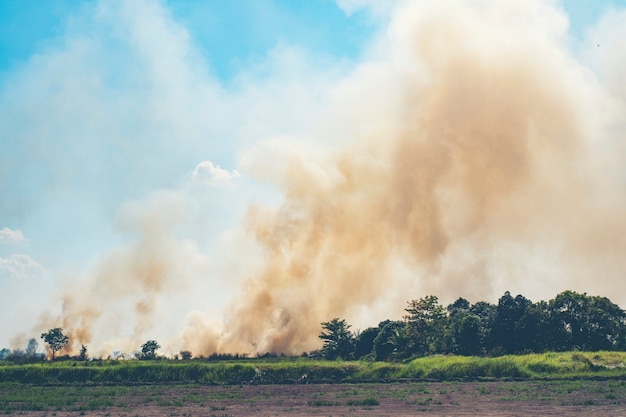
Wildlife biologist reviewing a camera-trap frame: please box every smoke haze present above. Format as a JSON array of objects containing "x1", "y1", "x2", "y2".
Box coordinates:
[
  {"x1": 9, "y1": 0, "x2": 626, "y2": 355},
  {"x1": 216, "y1": 0, "x2": 626, "y2": 354}
]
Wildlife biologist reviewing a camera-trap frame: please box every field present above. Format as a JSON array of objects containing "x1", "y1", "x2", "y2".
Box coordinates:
[
  {"x1": 2, "y1": 380, "x2": 626, "y2": 416},
  {"x1": 1, "y1": 352, "x2": 626, "y2": 416}
]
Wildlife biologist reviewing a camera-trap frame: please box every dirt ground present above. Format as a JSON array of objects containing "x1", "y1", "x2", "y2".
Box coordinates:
[{"x1": 11, "y1": 380, "x2": 626, "y2": 416}]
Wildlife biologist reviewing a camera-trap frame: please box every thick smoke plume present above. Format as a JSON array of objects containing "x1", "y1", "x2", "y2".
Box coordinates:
[
  {"x1": 40, "y1": 0, "x2": 626, "y2": 356},
  {"x1": 218, "y1": 0, "x2": 626, "y2": 354}
]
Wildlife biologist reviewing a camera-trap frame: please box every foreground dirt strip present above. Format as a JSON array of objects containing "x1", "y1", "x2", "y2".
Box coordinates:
[{"x1": 10, "y1": 380, "x2": 626, "y2": 416}]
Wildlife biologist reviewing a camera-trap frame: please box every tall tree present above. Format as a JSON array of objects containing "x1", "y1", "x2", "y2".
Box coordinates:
[
  {"x1": 404, "y1": 295, "x2": 448, "y2": 356},
  {"x1": 446, "y1": 298, "x2": 481, "y2": 355},
  {"x1": 549, "y1": 290, "x2": 589, "y2": 350},
  {"x1": 319, "y1": 318, "x2": 354, "y2": 360},
  {"x1": 586, "y1": 295, "x2": 626, "y2": 350},
  {"x1": 41, "y1": 328, "x2": 69, "y2": 360},
  {"x1": 470, "y1": 301, "x2": 497, "y2": 353},
  {"x1": 550, "y1": 291, "x2": 626, "y2": 351},
  {"x1": 490, "y1": 292, "x2": 532, "y2": 354}
]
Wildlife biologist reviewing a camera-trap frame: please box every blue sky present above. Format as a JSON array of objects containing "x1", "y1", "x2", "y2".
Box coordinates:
[
  {"x1": 0, "y1": 0, "x2": 377, "y2": 283},
  {"x1": 1, "y1": 0, "x2": 626, "y2": 354},
  {"x1": 0, "y1": 0, "x2": 374, "y2": 81},
  {"x1": 1, "y1": 0, "x2": 624, "y2": 80}
]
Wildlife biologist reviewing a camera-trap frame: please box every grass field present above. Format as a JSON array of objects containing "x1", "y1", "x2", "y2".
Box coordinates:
[
  {"x1": 1, "y1": 352, "x2": 625, "y2": 416},
  {"x1": 0, "y1": 351, "x2": 625, "y2": 385}
]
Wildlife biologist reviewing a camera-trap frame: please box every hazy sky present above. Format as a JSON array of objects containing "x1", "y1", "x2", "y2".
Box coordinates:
[{"x1": 1, "y1": 0, "x2": 626, "y2": 354}]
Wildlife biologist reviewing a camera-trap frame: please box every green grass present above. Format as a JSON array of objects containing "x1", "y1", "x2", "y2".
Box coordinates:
[
  {"x1": 399, "y1": 351, "x2": 626, "y2": 380},
  {"x1": 0, "y1": 351, "x2": 625, "y2": 386}
]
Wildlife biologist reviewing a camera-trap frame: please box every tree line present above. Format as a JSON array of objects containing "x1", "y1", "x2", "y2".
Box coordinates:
[
  {"x1": 319, "y1": 290, "x2": 626, "y2": 361},
  {"x1": 2, "y1": 290, "x2": 624, "y2": 362}
]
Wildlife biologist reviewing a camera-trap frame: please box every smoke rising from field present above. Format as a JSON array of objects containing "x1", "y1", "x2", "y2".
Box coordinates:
[
  {"x1": 37, "y1": 191, "x2": 210, "y2": 355},
  {"x1": 36, "y1": 0, "x2": 626, "y2": 356},
  {"x1": 217, "y1": 0, "x2": 626, "y2": 354}
]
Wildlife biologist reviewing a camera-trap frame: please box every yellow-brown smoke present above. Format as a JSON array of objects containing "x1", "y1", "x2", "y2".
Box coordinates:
[
  {"x1": 37, "y1": 191, "x2": 210, "y2": 355},
  {"x1": 39, "y1": 0, "x2": 626, "y2": 356},
  {"x1": 217, "y1": 0, "x2": 626, "y2": 354}
]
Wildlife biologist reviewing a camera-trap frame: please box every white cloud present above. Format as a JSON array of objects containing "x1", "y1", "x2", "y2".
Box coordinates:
[
  {"x1": 0, "y1": 254, "x2": 46, "y2": 279},
  {"x1": 192, "y1": 161, "x2": 240, "y2": 185},
  {"x1": 0, "y1": 228, "x2": 26, "y2": 244}
]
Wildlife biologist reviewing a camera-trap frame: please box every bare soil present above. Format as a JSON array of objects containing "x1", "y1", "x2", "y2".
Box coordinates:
[{"x1": 10, "y1": 380, "x2": 626, "y2": 416}]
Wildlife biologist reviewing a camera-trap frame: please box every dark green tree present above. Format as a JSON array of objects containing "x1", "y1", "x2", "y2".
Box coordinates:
[
  {"x1": 549, "y1": 291, "x2": 626, "y2": 351},
  {"x1": 515, "y1": 300, "x2": 556, "y2": 353},
  {"x1": 40, "y1": 328, "x2": 69, "y2": 360},
  {"x1": 549, "y1": 290, "x2": 589, "y2": 350},
  {"x1": 586, "y1": 295, "x2": 626, "y2": 350},
  {"x1": 489, "y1": 292, "x2": 532, "y2": 354},
  {"x1": 469, "y1": 300, "x2": 497, "y2": 352},
  {"x1": 353, "y1": 327, "x2": 379, "y2": 359},
  {"x1": 140, "y1": 340, "x2": 161, "y2": 359},
  {"x1": 447, "y1": 297, "x2": 471, "y2": 317},
  {"x1": 372, "y1": 320, "x2": 405, "y2": 361},
  {"x1": 319, "y1": 318, "x2": 354, "y2": 360},
  {"x1": 404, "y1": 295, "x2": 448, "y2": 356},
  {"x1": 445, "y1": 298, "x2": 481, "y2": 355},
  {"x1": 448, "y1": 311, "x2": 481, "y2": 355}
]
